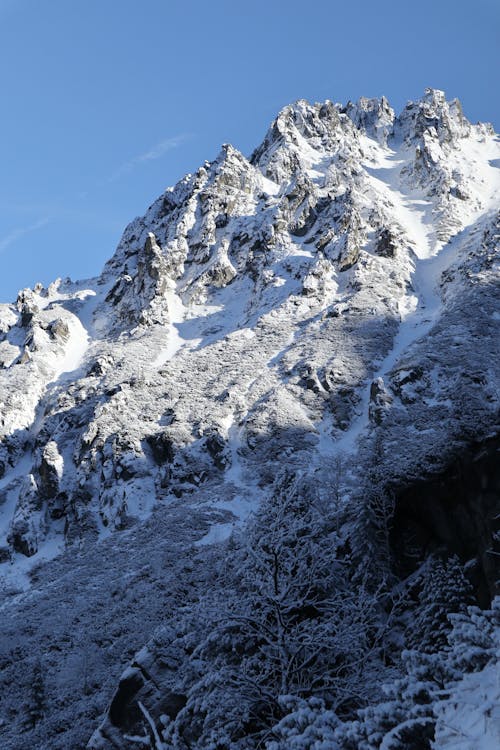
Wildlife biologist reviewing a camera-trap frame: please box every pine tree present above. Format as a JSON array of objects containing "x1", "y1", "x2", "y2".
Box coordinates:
[
  {"x1": 407, "y1": 555, "x2": 473, "y2": 651},
  {"x1": 447, "y1": 597, "x2": 500, "y2": 672},
  {"x1": 348, "y1": 435, "x2": 396, "y2": 591}
]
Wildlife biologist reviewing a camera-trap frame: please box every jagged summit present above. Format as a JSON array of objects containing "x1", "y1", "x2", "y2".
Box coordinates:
[
  {"x1": 394, "y1": 88, "x2": 473, "y2": 146},
  {"x1": 250, "y1": 89, "x2": 479, "y2": 173},
  {"x1": 342, "y1": 95, "x2": 394, "y2": 143}
]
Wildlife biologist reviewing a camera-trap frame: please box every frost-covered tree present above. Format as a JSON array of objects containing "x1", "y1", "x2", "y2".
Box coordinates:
[
  {"x1": 348, "y1": 436, "x2": 396, "y2": 591},
  {"x1": 446, "y1": 597, "x2": 500, "y2": 673},
  {"x1": 168, "y1": 471, "x2": 388, "y2": 749},
  {"x1": 406, "y1": 555, "x2": 473, "y2": 651}
]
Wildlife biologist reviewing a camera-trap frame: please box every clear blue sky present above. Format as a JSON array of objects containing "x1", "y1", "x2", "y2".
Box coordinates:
[{"x1": 0, "y1": 0, "x2": 498, "y2": 301}]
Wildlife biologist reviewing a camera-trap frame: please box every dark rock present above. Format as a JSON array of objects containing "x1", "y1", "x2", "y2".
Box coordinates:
[
  {"x1": 49, "y1": 492, "x2": 67, "y2": 520},
  {"x1": 215, "y1": 212, "x2": 229, "y2": 229},
  {"x1": 337, "y1": 234, "x2": 360, "y2": 271},
  {"x1": 87, "y1": 355, "x2": 115, "y2": 377},
  {"x1": 9, "y1": 528, "x2": 37, "y2": 557},
  {"x1": 289, "y1": 206, "x2": 317, "y2": 237},
  {"x1": 146, "y1": 432, "x2": 175, "y2": 465},
  {"x1": 204, "y1": 429, "x2": 229, "y2": 469},
  {"x1": 450, "y1": 184, "x2": 469, "y2": 201},
  {"x1": 108, "y1": 670, "x2": 144, "y2": 728},
  {"x1": 390, "y1": 434, "x2": 500, "y2": 605},
  {"x1": 16, "y1": 289, "x2": 39, "y2": 327},
  {"x1": 393, "y1": 366, "x2": 424, "y2": 387},
  {"x1": 328, "y1": 387, "x2": 357, "y2": 430},
  {"x1": 38, "y1": 442, "x2": 63, "y2": 499},
  {"x1": 315, "y1": 228, "x2": 335, "y2": 251},
  {"x1": 89, "y1": 632, "x2": 189, "y2": 749},
  {"x1": 376, "y1": 228, "x2": 399, "y2": 258},
  {"x1": 369, "y1": 377, "x2": 393, "y2": 424},
  {"x1": 48, "y1": 318, "x2": 70, "y2": 341},
  {"x1": 204, "y1": 260, "x2": 236, "y2": 288},
  {"x1": 105, "y1": 274, "x2": 133, "y2": 307},
  {"x1": 300, "y1": 365, "x2": 322, "y2": 393}
]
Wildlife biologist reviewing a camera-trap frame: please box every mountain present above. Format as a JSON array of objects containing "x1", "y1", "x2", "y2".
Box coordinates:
[{"x1": 0, "y1": 89, "x2": 499, "y2": 749}]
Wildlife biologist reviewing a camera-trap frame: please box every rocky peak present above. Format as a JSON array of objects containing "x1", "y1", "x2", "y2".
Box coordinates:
[
  {"x1": 343, "y1": 95, "x2": 395, "y2": 143},
  {"x1": 212, "y1": 143, "x2": 253, "y2": 185},
  {"x1": 250, "y1": 98, "x2": 353, "y2": 182},
  {"x1": 394, "y1": 87, "x2": 471, "y2": 146},
  {"x1": 92, "y1": 89, "x2": 497, "y2": 341}
]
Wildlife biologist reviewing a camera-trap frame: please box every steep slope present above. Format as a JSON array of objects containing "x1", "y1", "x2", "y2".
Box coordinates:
[
  {"x1": 0, "y1": 89, "x2": 499, "y2": 749},
  {"x1": 1, "y1": 89, "x2": 498, "y2": 570}
]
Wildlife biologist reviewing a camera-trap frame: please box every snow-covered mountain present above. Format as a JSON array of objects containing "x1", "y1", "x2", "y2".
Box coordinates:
[{"x1": 0, "y1": 89, "x2": 499, "y2": 749}]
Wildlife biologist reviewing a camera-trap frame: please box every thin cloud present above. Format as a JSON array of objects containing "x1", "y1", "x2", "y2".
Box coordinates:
[
  {"x1": 0, "y1": 218, "x2": 50, "y2": 255},
  {"x1": 108, "y1": 134, "x2": 192, "y2": 182}
]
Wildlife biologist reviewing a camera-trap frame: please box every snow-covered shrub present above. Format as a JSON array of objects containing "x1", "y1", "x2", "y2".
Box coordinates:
[
  {"x1": 261, "y1": 596, "x2": 500, "y2": 750},
  {"x1": 264, "y1": 696, "x2": 341, "y2": 749},
  {"x1": 348, "y1": 437, "x2": 397, "y2": 591},
  {"x1": 446, "y1": 598, "x2": 500, "y2": 672},
  {"x1": 433, "y1": 598, "x2": 500, "y2": 749},
  {"x1": 22, "y1": 660, "x2": 46, "y2": 730},
  {"x1": 336, "y1": 598, "x2": 500, "y2": 750}
]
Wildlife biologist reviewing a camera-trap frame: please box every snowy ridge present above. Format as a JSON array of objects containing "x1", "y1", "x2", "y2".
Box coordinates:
[{"x1": 0, "y1": 88, "x2": 498, "y2": 569}]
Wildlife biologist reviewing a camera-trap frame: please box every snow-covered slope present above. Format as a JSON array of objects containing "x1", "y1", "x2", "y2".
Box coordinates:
[
  {"x1": 0, "y1": 89, "x2": 499, "y2": 749},
  {"x1": 1, "y1": 89, "x2": 498, "y2": 572}
]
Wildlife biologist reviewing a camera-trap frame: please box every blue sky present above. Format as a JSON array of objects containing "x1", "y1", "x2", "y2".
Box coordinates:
[{"x1": 0, "y1": 0, "x2": 498, "y2": 301}]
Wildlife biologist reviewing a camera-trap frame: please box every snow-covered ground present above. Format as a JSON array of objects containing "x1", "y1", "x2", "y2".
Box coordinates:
[
  {"x1": 151, "y1": 288, "x2": 187, "y2": 367},
  {"x1": 434, "y1": 661, "x2": 500, "y2": 750}
]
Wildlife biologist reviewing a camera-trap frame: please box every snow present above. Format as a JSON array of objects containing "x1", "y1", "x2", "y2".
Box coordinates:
[
  {"x1": 318, "y1": 131, "x2": 500, "y2": 458},
  {"x1": 433, "y1": 662, "x2": 500, "y2": 750},
  {"x1": 0, "y1": 456, "x2": 32, "y2": 545},
  {"x1": 195, "y1": 521, "x2": 234, "y2": 546},
  {"x1": 49, "y1": 311, "x2": 89, "y2": 382},
  {"x1": 454, "y1": 133, "x2": 500, "y2": 214},
  {"x1": 364, "y1": 142, "x2": 437, "y2": 250},
  {"x1": 193, "y1": 489, "x2": 258, "y2": 548},
  {"x1": 151, "y1": 289, "x2": 186, "y2": 367},
  {"x1": 224, "y1": 417, "x2": 246, "y2": 489},
  {"x1": 0, "y1": 531, "x2": 65, "y2": 594},
  {"x1": 259, "y1": 173, "x2": 280, "y2": 196}
]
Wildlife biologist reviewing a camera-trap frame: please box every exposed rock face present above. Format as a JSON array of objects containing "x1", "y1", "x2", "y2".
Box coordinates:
[
  {"x1": 343, "y1": 95, "x2": 394, "y2": 143},
  {"x1": 90, "y1": 630, "x2": 189, "y2": 749},
  {"x1": 16, "y1": 288, "x2": 39, "y2": 327},
  {"x1": 376, "y1": 227, "x2": 399, "y2": 258},
  {"x1": 368, "y1": 377, "x2": 393, "y2": 424},
  {"x1": 391, "y1": 435, "x2": 500, "y2": 605},
  {"x1": 0, "y1": 89, "x2": 498, "y2": 749}
]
